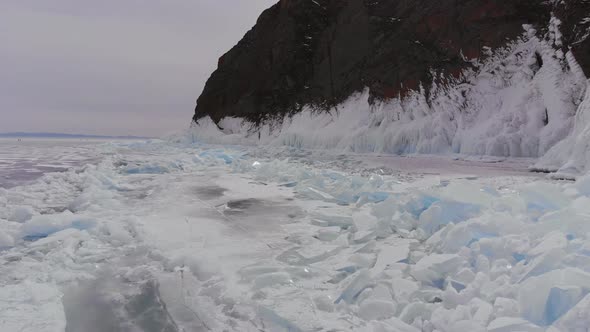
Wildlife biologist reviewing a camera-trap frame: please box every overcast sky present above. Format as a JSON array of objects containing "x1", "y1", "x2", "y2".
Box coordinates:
[{"x1": 0, "y1": 0, "x2": 276, "y2": 137}]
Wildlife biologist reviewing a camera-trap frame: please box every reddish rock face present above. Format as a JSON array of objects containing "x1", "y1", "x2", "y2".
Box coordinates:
[{"x1": 194, "y1": 0, "x2": 590, "y2": 125}]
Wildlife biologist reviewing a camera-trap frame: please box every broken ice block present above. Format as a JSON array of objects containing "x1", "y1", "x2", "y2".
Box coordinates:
[
  {"x1": 258, "y1": 306, "x2": 303, "y2": 332},
  {"x1": 21, "y1": 212, "x2": 96, "y2": 241},
  {"x1": 355, "y1": 192, "x2": 390, "y2": 207},
  {"x1": 353, "y1": 230, "x2": 376, "y2": 244},
  {"x1": 469, "y1": 298, "x2": 493, "y2": 325},
  {"x1": 544, "y1": 285, "x2": 586, "y2": 325},
  {"x1": 493, "y1": 297, "x2": 520, "y2": 318},
  {"x1": 358, "y1": 300, "x2": 396, "y2": 321},
  {"x1": 335, "y1": 270, "x2": 372, "y2": 304},
  {"x1": 487, "y1": 317, "x2": 543, "y2": 332},
  {"x1": 253, "y1": 272, "x2": 293, "y2": 289},
  {"x1": 521, "y1": 183, "x2": 569, "y2": 220},
  {"x1": 276, "y1": 246, "x2": 343, "y2": 266},
  {"x1": 372, "y1": 241, "x2": 411, "y2": 274},
  {"x1": 398, "y1": 302, "x2": 435, "y2": 325},
  {"x1": 418, "y1": 201, "x2": 480, "y2": 236},
  {"x1": 448, "y1": 279, "x2": 466, "y2": 292},
  {"x1": 314, "y1": 227, "x2": 341, "y2": 241},
  {"x1": 276, "y1": 248, "x2": 306, "y2": 265},
  {"x1": 239, "y1": 265, "x2": 281, "y2": 282},
  {"x1": 405, "y1": 194, "x2": 440, "y2": 217},
  {"x1": 199, "y1": 150, "x2": 234, "y2": 164},
  {"x1": 124, "y1": 164, "x2": 170, "y2": 174},
  {"x1": 519, "y1": 268, "x2": 590, "y2": 325},
  {"x1": 391, "y1": 277, "x2": 420, "y2": 301},
  {"x1": 410, "y1": 254, "x2": 465, "y2": 287},
  {"x1": 528, "y1": 231, "x2": 568, "y2": 257},
  {"x1": 299, "y1": 187, "x2": 337, "y2": 202},
  {"x1": 518, "y1": 248, "x2": 566, "y2": 282},
  {"x1": 348, "y1": 253, "x2": 377, "y2": 269},
  {"x1": 551, "y1": 293, "x2": 590, "y2": 331},
  {"x1": 311, "y1": 214, "x2": 354, "y2": 229}
]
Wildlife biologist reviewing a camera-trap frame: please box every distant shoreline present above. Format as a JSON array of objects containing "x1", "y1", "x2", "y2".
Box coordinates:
[{"x1": 0, "y1": 132, "x2": 152, "y2": 140}]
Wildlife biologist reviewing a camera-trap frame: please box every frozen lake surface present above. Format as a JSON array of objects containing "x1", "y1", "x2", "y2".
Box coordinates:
[
  {"x1": 1, "y1": 138, "x2": 589, "y2": 331},
  {"x1": 0, "y1": 138, "x2": 109, "y2": 189}
]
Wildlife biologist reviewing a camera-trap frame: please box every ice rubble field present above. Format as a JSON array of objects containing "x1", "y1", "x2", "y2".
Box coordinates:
[{"x1": 1, "y1": 139, "x2": 590, "y2": 331}]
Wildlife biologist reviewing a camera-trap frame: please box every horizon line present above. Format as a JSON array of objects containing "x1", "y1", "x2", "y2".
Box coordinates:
[{"x1": 0, "y1": 131, "x2": 154, "y2": 139}]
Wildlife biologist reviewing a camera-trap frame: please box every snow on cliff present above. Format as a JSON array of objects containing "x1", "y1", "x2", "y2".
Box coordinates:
[
  {"x1": 191, "y1": 24, "x2": 588, "y2": 172},
  {"x1": 534, "y1": 79, "x2": 590, "y2": 178}
]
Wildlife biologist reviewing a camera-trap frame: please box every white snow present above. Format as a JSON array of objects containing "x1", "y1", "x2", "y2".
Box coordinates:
[{"x1": 534, "y1": 79, "x2": 590, "y2": 178}]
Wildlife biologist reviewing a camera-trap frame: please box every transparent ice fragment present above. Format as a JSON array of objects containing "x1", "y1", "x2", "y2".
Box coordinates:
[
  {"x1": 300, "y1": 187, "x2": 337, "y2": 201},
  {"x1": 528, "y1": 231, "x2": 568, "y2": 257},
  {"x1": 372, "y1": 241, "x2": 411, "y2": 274},
  {"x1": 544, "y1": 285, "x2": 586, "y2": 325},
  {"x1": 519, "y1": 268, "x2": 590, "y2": 325},
  {"x1": 335, "y1": 270, "x2": 372, "y2": 304},
  {"x1": 410, "y1": 254, "x2": 465, "y2": 286},
  {"x1": 311, "y1": 214, "x2": 354, "y2": 229},
  {"x1": 418, "y1": 201, "x2": 480, "y2": 236},
  {"x1": 398, "y1": 302, "x2": 435, "y2": 325},
  {"x1": 21, "y1": 212, "x2": 96, "y2": 241},
  {"x1": 356, "y1": 192, "x2": 390, "y2": 207}
]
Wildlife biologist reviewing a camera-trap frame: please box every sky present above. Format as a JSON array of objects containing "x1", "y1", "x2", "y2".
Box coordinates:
[{"x1": 0, "y1": 0, "x2": 277, "y2": 137}]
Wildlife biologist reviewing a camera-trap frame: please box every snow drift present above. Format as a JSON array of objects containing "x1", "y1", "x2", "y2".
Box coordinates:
[{"x1": 191, "y1": 24, "x2": 588, "y2": 168}]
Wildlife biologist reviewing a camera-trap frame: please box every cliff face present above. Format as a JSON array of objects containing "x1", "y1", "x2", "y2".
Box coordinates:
[{"x1": 194, "y1": 0, "x2": 590, "y2": 125}]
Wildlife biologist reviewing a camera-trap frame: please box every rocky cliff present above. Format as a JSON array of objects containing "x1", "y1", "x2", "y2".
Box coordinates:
[{"x1": 193, "y1": 0, "x2": 590, "y2": 125}]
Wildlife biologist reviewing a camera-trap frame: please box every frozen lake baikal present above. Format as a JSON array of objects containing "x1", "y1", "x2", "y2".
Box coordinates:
[
  {"x1": 1, "y1": 138, "x2": 590, "y2": 331},
  {"x1": 0, "y1": 138, "x2": 110, "y2": 189}
]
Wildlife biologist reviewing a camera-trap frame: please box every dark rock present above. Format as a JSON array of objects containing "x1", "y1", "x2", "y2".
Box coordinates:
[
  {"x1": 194, "y1": 0, "x2": 590, "y2": 125},
  {"x1": 554, "y1": 0, "x2": 590, "y2": 74}
]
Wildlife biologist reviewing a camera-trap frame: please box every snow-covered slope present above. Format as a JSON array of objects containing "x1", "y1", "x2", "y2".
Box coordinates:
[{"x1": 192, "y1": 24, "x2": 588, "y2": 161}]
